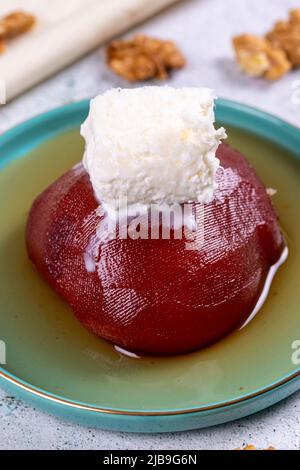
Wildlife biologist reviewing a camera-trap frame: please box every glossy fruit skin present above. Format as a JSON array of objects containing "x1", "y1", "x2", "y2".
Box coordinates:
[{"x1": 26, "y1": 143, "x2": 285, "y2": 354}]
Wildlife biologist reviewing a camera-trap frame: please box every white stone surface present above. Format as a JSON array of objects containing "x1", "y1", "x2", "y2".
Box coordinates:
[{"x1": 0, "y1": 0, "x2": 299, "y2": 450}]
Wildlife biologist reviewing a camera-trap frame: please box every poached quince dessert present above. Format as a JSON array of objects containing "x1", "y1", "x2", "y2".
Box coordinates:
[{"x1": 26, "y1": 87, "x2": 286, "y2": 354}]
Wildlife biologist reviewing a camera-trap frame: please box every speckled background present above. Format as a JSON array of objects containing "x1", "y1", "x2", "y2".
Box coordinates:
[{"x1": 0, "y1": 0, "x2": 300, "y2": 450}]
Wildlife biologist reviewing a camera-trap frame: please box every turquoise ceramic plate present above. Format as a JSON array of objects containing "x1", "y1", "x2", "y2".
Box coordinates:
[{"x1": 0, "y1": 99, "x2": 300, "y2": 433}]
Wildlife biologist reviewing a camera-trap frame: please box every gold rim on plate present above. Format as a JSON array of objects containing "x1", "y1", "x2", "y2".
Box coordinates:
[{"x1": 1, "y1": 369, "x2": 299, "y2": 416}]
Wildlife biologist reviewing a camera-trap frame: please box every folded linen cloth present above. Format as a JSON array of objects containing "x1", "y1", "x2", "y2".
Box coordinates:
[{"x1": 0, "y1": 0, "x2": 179, "y2": 101}]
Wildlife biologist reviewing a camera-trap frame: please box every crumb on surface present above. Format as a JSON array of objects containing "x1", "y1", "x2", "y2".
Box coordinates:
[
  {"x1": 266, "y1": 188, "x2": 277, "y2": 197},
  {"x1": 236, "y1": 444, "x2": 276, "y2": 450}
]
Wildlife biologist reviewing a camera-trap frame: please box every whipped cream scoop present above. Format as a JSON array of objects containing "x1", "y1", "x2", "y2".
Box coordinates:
[{"x1": 81, "y1": 87, "x2": 226, "y2": 215}]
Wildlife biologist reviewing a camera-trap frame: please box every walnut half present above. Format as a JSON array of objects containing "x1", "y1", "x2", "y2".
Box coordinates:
[
  {"x1": 107, "y1": 34, "x2": 186, "y2": 82},
  {"x1": 0, "y1": 39, "x2": 5, "y2": 54},
  {"x1": 233, "y1": 8, "x2": 300, "y2": 80},
  {"x1": 233, "y1": 34, "x2": 291, "y2": 80},
  {"x1": 267, "y1": 9, "x2": 300, "y2": 67},
  {"x1": 0, "y1": 11, "x2": 35, "y2": 53}
]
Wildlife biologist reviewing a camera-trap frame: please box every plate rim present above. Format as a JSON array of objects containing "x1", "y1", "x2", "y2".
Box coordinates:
[
  {"x1": 1, "y1": 369, "x2": 300, "y2": 416},
  {"x1": 0, "y1": 98, "x2": 300, "y2": 418}
]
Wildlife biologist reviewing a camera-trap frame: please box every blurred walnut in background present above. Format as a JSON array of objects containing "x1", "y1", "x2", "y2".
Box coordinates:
[
  {"x1": 233, "y1": 34, "x2": 291, "y2": 80},
  {"x1": 0, "y1": 11, "x2": 35, "y2": 53},
  {"x1": 233, "y1": 8, "x2": 300, "y2": 81},
  {"x1": 107, "y1": 34, "x2": 186, "y2": 82},
  {"x1": 267, "y1": 9, "x2": 300, "y2": 67}
]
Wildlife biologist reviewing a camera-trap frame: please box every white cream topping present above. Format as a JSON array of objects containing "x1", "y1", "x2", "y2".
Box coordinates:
[{"x1": 81, "y1": 86, "x2": 226, "y2": 216}]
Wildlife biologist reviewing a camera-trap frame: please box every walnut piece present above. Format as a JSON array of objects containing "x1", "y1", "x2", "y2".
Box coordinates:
[
  {"x1": 241, "y1": 445, "x2": 257, "y2": 451},
  {"x1": 233, "y1": 34, "x2": 291, "y2": 80},
  {"x1": 0, "y1": 39, "x2": 5, "y2": 54},
  {"x1": 236, "y1": 444, "x2": 276, "y2": 451},
  {"x1": 233, "y1": 35, "x2": 270, "y2": 77},
  {"x1": 232, "y1": 8, "x2": 300, "y2": 80},
  {"x1": 107, "y1": 34, "x2": 186, "y2": 82},
  {"x1": 267, "y1": 9, "x2": 300, "y2": 67},
  {"x1": 0, "y1": 11, "x2": 35, "y2": 53}
]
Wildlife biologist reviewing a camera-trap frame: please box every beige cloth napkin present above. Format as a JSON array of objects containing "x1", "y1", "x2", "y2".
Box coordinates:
[{"x1": 0, "y1": 0, "x2": 179, "y2": 101}]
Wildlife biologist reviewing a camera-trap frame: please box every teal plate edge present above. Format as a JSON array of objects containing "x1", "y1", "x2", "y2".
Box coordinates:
[{"x1": 0, "y1": 98, "x2": 300, "y2": 433}]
